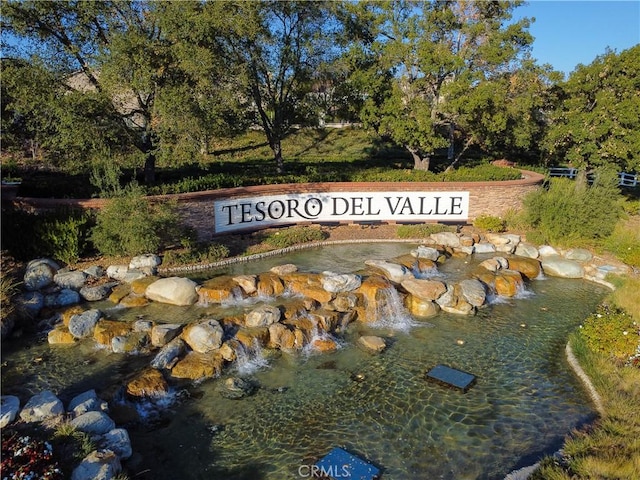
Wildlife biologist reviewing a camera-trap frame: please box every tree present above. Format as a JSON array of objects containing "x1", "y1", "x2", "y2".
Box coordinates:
[
  {"x1": 544, "y1": 45, "x2": 640, "y2": 173},
  {"x1": 448, "y1": 59, "x2": 562, "y2": 164},
  {"x1": 343, "y1": 0, "x2": 534, "y2": 171},
  {"x1": 2, "y1": 1, "x2": 240, "y2": 183},
  {"x1": 206, "y1": 0, "x2": 339, "y2": 173}
]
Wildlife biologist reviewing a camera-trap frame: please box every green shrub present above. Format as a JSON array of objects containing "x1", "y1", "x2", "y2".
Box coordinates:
[
  {"x1": 473, "y1": 214, "x2": 506, "y2": 233},
  {"x1": 602, "y1": 220, "x2": 640, "y2": 268},
  {"x1": 523, "y1": 170, "x2": 624, "y2": 246},
  {"x1": 1, "y1": 207, "x2": 94, "y2": 263},
  {"x1": 579, "y1": 304, "x2": 639, "y2": 362},
  {"x1": 396, "y1": 223, "x2": 455, "y2": 238},
  {"x1": 440, "y1": 164, "x2": 522, "y2": 182},
  {"x1": 163, "y1": 242, "x2": 230, "y2": 266},
  {"x1": 263, "y1": 226, "x2": 328, "y2": 249},
  {"x1": 91, "y1": 185, "x2": 185, "y2": 256}
]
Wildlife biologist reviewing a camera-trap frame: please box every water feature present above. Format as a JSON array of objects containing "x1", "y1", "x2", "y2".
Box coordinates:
[{"x1": 1, "y1": 243, "x2": 608, "y2": 480}]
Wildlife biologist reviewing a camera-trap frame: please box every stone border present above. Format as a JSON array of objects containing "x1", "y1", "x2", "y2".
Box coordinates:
[
  {"x1": 158, "y1": 238, "x2": 422, "y2": 274},
  {"x1": 565, "y1": 342, "x2": 605, "y2": 416}
]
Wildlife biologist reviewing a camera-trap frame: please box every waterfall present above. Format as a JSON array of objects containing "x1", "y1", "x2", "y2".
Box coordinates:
[
  {"x1": 371, "y1": 287, "x2": 418, "y2": 332},
  {"x1": 234, "y1": 339, "x2": 269, "y2": 376}
]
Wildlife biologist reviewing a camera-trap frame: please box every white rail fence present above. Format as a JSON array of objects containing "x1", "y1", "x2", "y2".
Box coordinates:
[{"x1": 549, "y1": 168, "x2": 638, "y2": 187}]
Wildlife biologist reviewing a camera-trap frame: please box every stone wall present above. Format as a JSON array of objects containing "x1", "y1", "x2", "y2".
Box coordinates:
[{"x1": 12, "y1": 169, "x2": 544, "y2": 242}]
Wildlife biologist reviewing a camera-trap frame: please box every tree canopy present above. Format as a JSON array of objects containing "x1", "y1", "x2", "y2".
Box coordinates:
[
  {"x1": 2, "y1": 0, "x2": 638, "y2": 178},
  {"x1": 544, "y1": 45, "x2": 640, "y2": 173}
]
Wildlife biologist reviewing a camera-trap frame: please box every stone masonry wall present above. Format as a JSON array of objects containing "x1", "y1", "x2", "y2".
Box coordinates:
[{"x1": 13, "y1": 170, "x2": 545, "y2": 242}]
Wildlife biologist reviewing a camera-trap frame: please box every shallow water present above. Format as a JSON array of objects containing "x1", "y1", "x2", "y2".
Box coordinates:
[{"x1": 1, "y1": 243, "x2": 607, "y2": 480}]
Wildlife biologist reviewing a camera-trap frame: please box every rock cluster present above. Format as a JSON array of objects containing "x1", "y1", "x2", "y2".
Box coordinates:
[
  {"x1": 7, "y1": 234, "x2": 630, "y2": 394},
  {"x1": 0, "y1": 389, "x2": 132, "y2": 480}
]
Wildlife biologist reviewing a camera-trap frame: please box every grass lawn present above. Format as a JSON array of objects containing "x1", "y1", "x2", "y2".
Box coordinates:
[{"x1": 12, "y1": 127, "x2": 522, "y2": 198}]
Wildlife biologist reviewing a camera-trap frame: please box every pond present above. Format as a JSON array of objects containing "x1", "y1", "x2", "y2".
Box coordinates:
[{"x1": 1, "y1": 243, "x2": 607, "y2": 480}]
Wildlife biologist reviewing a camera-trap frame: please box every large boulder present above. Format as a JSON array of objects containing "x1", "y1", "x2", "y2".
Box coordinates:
[
  {"x1": 126, "y1": 368, "x2": 169, "y2": 399},
  {"x1": 80, "y1": 283, "x2": 117, "y2": 302},
  {"x1": 145, "y1": 277, "x2": 198, "y2": 306},
  {"x1": 129, "y1": 254, "x2": 162, "y2": 273},
  {"x1": 19, "y1": 390, "x2": 64, "y2": 422},
  {"x1": 93, "y1": 320, "x2": 132, "y2": 347},
  {"x1": 355, "y1": 275, "x2": 392, "y2": 322},
  {"x1": 429, "y1": 232, "x2": 461, "y2": 248},
  {"x1": 245, "y1": 304, "x2": 281, "y2": 328},
  {"x1": 312, "y1": 337, "x2": 339, "y2": 353},
  {"x1": 268, "y1": 323, "x2": 297, "y2": 350},
  {"x1": 435, "y1": 284, "x2": 474, "y2": 315},
  {"x1": 538, "y1": 245, "x2": 559, "y2": 257},
  {"x1": 514, "y1": 243, "x2": 539, "y2": 259},
  {"x1": 48, "y1": 326, "x2": 77, "y2": 345},
  {"x1": 564, "y1": 248, "x2": 593, "y2": 263},
  {"x1": 411, "y1": 245, "x2": 440, "y2": 261},
  {"x1": 365, "y1": 259, "x2": 414, "y2": 283},
  {"x1": 105, "y1": 265, "x2": 129, "y2": 281},
  {"x1": 405, "y1": 295, "x2": 439, "y2": 317},
  {"x1": 171, "y1": 352, "x2": 224, "y2": 380},
  {"x1": 130, "y1": 276, "x2": 160, "y2": 296},
  {"x1": 232, "y1": 275, "x2": 257, "y2": 295},
  {"x1": 67, "y1": 390, "x2": 108, "y2": 417},
  {"x1": 111, "y1": 332, "x2": 148, "y2": 354},
  {"x1": 473, "y1": 242, "x2": 496, "y2": 254},
  {"x1": 400, "y1": 279, "x2": 447, "y2": 301},
  {"x1": 15, "y1": 291, "x2": 44, "y2": 317},
  {"x1": 100, "y1": 429, "x2": 132, "y2": 460},
  {"x1": 182, "y1": 320, "x2": 224, "y2": 353},
  {"x1": 1, "y1": 395, "x2": 20, "y2": 428},
  {"x1": 256, "y1": 273, "x2": 286, "y2": 297},
  {"x1": 70, "y1": 411, "x2": 115, "y2": 435},
  {"x1": 68, "y1": 309, "x2": 102, "y2": 339},
  {"x1": 150, "y1": 323, "x2": 182, "y2": 347},
  {"x1": 150, "y1": 337, "x2": 186, "y2": 370},
  {"x1": 71, "y1": 450, "x2": 121, "y2": 480},
  {"x1": 197, "y1": 276, "x2": 242, "y2": 304},
  {"x1": 282, "y1": 272, "x2": 332, "y2": 303},
  {"x1": 458, "y1": 279, "x2": 487, "y2": 307},
  {"x1": 494, "y1": 270, "x2": 524, "y2": 297},
  {"x1": 507, "y1": 256, "x2": 542, "y2": 280},
  {"x1": 321, "y1": 272, "x2": 362, "y2": 293},
  {"x1": 54, "y1": 270, "x2": 87, "y2": 290},
  {"x1": 24, "y1": 259, "x2": 60, "y2": 291},
  {"x1": 45, "y1": 288, "x2": 81, "y2": 307},
  {"x1": 541, "y1": 256, "x2": 585, "y2": 279}
]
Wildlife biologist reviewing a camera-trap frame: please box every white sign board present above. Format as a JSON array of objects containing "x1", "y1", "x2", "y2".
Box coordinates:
[{"x1": 214, "y1": 191, "x2": 469, "y2": 233}]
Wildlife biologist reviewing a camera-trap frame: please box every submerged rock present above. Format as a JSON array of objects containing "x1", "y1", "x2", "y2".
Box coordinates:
[
  {"x1": 217, "y1": 377, "x2": 257, "y2": 399},
  {"x1": 358, "y1": 335, "x2": 386, "y2": 354}
]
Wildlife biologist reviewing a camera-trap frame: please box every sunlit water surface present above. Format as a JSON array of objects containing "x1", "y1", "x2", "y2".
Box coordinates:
[{"x1": 1, "y1": 244, "x2": 607, "y2": 480}]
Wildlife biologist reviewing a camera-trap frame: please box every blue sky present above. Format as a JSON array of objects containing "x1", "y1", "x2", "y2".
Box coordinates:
[{"x1": 514, "y1": 1, "x2": 640, "y2": 78}]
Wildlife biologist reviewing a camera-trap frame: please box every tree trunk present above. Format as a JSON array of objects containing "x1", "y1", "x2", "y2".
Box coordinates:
[
  {"x1": 141, "y1": 130, "x2": 156, "y2": 185},
  {"x1": 271, "y1": 138, "x2": 285, "y2": 174},
  {"x1": 408, "y1": 147, "x2": 430, "y2": 171},
  {"x1": 447, "y1": 123, "x2": 455, "y2": 162},
  {"x1": 143, "y1": 153, "x2": 156, "y2": 185}
]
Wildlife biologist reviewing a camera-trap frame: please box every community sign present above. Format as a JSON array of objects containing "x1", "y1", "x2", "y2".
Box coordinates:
[{"x1": 214, "y1": 191, "x2": 469, "y2": 233}]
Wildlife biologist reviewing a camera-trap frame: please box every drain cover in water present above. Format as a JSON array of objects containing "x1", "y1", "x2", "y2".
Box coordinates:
[
  {"x1": 314, "y1": 447, "x2": 381, "y2": 480},
  {"x1": 426, "y1": 364, "x2": 476, "y2": 392}
]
